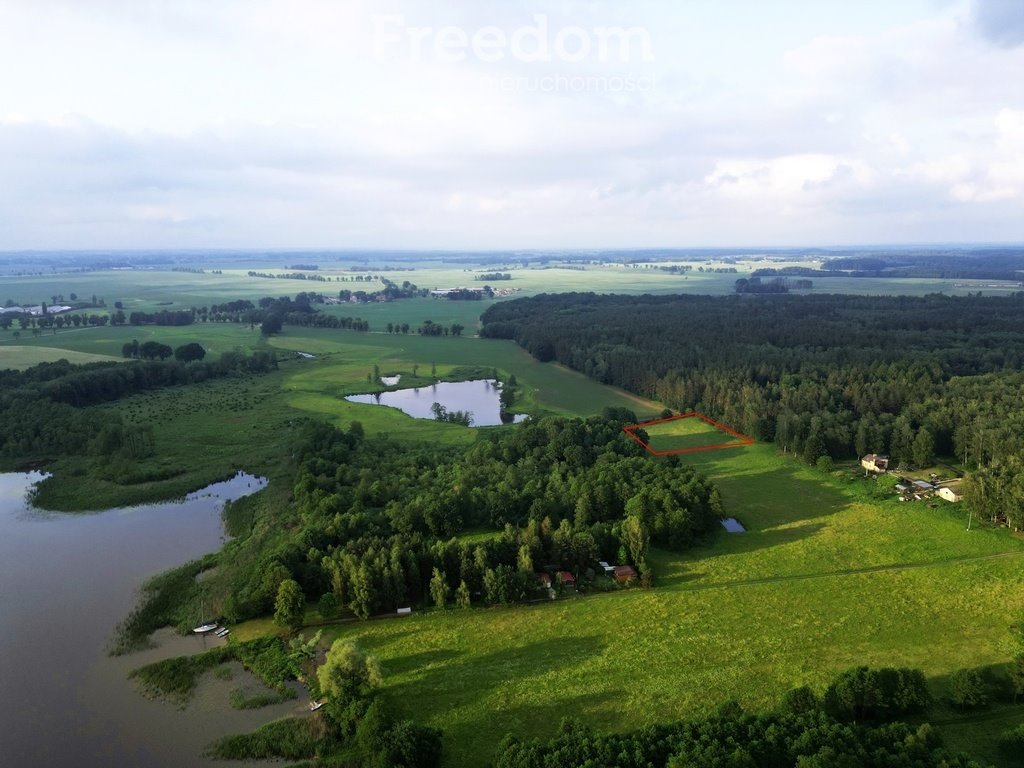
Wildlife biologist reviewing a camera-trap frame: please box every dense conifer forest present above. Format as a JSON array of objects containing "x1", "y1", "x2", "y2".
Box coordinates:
[{"x1": 481, "y1": 292, "x2": 1024, "y2": 525}]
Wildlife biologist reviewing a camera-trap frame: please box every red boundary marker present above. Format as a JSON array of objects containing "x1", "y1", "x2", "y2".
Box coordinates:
[{"x1": 623, "y1": 411, "x2": 754, "y2": 456}]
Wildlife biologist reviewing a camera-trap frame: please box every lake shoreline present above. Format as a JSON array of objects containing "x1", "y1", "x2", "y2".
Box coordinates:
[{"x1": 0, "y1": 470, "x2": 289, "y2": 767}]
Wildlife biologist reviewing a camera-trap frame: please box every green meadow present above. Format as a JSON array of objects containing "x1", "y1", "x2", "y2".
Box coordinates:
[
  {"x1": 0, "y1": 344, "x2": 120, "y2": 369},
  {"x1": 640, "y1": 414, "x2": 748, "y2": 453},
  {"x1": 305, "y1": 444, "x2": 1024, "y2": 767}
]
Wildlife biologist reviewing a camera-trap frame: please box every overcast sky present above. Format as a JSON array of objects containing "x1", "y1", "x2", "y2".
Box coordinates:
[{"x1": 0, "y1": 0, "x2": 1022, "y2": 250}]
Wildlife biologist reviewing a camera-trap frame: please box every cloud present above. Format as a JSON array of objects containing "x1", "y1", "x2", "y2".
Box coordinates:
[
  {"x1": 0, "y1": 1, "x2": 1021, "y2": 248},
  {"x1": 972, "y1": 0, "x2": 1024, "y2": 47}
]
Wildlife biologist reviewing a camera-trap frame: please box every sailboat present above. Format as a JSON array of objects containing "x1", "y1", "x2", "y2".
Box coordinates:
[{"x1": 192, "y1": 599, "x2": 218, "y2": 633}]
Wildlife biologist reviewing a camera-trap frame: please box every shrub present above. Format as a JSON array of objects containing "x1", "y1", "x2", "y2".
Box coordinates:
[
  {"x1": 948, "y1": 668, "x2": 988, "y2": 711},
  {"x1": 824, "y1": 666, "x2": 930, "y2": 723}
]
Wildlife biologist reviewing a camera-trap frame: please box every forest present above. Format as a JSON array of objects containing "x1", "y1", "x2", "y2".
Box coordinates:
[
  {"x1": 480, "y1": 292, "x2": 1024, "y2": 526},
  {"x1": 752, "y1": 250, "x2": 1024, "y2": 281},
  {"x1": 171, "y1": 411, "x2": 722, "y2": 630}
]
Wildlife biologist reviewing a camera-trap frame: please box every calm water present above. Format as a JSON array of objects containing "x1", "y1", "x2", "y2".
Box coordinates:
[
  {"x1": 0, "y1": 471, "x2": 305, "y2": 767},
  {"x1": 346, "y1": 378, "x2": 527, "y2": 427}
]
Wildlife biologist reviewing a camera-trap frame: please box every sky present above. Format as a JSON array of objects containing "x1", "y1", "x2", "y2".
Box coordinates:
[{"x1": 0, "y1": 0, "x2": 1022, "y2": 250}]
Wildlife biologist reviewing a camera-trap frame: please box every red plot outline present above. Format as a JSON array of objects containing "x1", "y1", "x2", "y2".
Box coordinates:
[{"x1": 623, "y1": 411, "x2": 754, "y2": 456}]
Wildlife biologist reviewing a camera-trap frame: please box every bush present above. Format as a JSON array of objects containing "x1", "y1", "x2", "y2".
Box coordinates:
[
  {"x1": 824, "y1": 666, "x2": 930, "y2": 723},
  {"x1": 949, "y1": 668, "x2": 988, "y2": 711},
  {"x1": 317, "y1": 591, "x2": 338, "y2": 618},
  {"x1": 229, "y1": 687, "x2": 297, "y2": 709},
  {"x1": 781, "y1": 685, "x2": 820, "y2": 714},
  {"x1": 129, "y1": 648, "x2": 232, "y2": 705},
  {"x1": 206, "y1": 716, "x2": 328, "y2": 760},
  {"x1": 232, "y1": 637, "x2": 295, "y2": 691}
]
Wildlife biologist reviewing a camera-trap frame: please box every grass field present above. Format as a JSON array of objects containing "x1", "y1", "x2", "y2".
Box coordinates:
[
  {"x1": 0, "y1": 321, "x2": 266, "y2": 358},
  {"x1": 292, "y1": 444, "x2": 1024, "y2": 767},
  {"x1": 636, "y1": 414, "x2": 751, "y2": 454},
  {"x1": 0, "y1": 344, "x2": 120, "y2": 369}
]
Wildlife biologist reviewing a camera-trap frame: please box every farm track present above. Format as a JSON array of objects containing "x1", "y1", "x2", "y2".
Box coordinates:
[{"x1": 679, "y1": 549, "x2": 1024, "y2": 593}]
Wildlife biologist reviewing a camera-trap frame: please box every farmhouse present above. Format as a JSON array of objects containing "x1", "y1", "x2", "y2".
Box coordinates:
[
  {"x1": 861, "y1": 454, "x2": 890, "y2": 473},
  {"x1": 613, "y1": 565, "x2": 638, "y2": 584},
  {"x1": 938, "y1": 483, "x2": 963, "y2": 503},
  {"x1": 556, "y1": 571, "x2": 576, "y2": 589}
]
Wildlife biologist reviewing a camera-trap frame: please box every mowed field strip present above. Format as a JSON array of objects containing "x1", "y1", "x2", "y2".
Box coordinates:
[{"x1": 629, "y1": 412, "x2": 753, "y2": 455}]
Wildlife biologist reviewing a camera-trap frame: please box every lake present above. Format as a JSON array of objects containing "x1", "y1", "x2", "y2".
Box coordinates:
[
  {"x1": 346, "y1": 378, "x2": 527, "y2": 427},
  {"x1": 0, "y1": 471, "x2": 304, "y2": 767}
]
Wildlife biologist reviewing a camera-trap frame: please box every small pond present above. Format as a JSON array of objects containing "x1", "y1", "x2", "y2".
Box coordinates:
[
  {"x1": 0, "y1": 471, "x2": 307, "y2": 767},
  {"x1": 346, "y1": 378, "x2": 528, "y2": 427},
  {"x1": 721, "y1": 517, "x2": 746, "y2": 533}
]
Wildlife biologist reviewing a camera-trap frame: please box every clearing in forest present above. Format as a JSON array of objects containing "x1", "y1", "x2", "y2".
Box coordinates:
[{"x1": 625, "y1": 411, "x2": 753, "y2": 455}]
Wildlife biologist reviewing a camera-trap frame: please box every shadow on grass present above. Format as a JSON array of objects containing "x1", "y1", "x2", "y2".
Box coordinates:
[
  {"x1": 706, "y1": 521, "x2": 827, "y2": 556},
  {"x1": 381, "y1": 648, "x2": 464, "y2": 678},
  {"x1": 653, "y1": 522, "x2": 828, "y2": 588},
  {"x1": 928, "y1": 661, "x2": 1023, "y2": 721},
  {"x1": 923, "y1": 662, "x2": 1024, "y2": 768},
  {"x1": 383, "y1": 635, "x2": 608, "y2": 723},
  {"x1": 444, "y1": 689, "x2": 626, "y2": 762}
]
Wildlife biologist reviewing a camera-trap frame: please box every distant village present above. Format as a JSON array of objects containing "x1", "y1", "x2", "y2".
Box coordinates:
[{"x1": 0, "y1": 304, "x2": 73, "y2": 316}]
